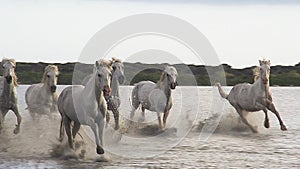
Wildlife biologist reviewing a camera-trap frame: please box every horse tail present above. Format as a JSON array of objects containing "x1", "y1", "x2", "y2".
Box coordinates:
[{"x1": 215, "y1": 82, "x2": 228, "y2": 99}]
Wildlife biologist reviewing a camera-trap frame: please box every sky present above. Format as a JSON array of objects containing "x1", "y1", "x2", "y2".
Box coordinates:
[{"x1": 0, "y1": 0, "x2": 299, "y2": 68}]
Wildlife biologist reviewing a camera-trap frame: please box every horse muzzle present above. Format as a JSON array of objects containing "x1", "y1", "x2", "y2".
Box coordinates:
[
  {"x1": 103, "y1": 86, "x2": 111, "y2": 96},
  {"x1": 50, "y1": 85, "x2": 57, "y2": 93},
  {"x1": 263, "y1": 79, "x2": 269, "y2": 84},
  {"x1": 170, "y1": 81, "x2": 177, "y2": 89},
  {"x1": 5, "y1": 76, "x2": 12, "y2": 84}
]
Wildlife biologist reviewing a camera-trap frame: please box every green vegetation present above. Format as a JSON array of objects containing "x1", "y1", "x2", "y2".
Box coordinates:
[{"x1": 6, "y1": 61, "x2": 300, "y2": 86}]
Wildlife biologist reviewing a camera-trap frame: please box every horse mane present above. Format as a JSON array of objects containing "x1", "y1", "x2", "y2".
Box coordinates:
[
  {"x1": 253, "y1": 66, "x2": 260, "y2": 82},
  {"x1": 42, "y1": 65, "x2": 59, "y2": 83},
  {"x1": 96, "y1": 59, "x2": 113, "y2": 72},
  {"x1": 111, "y1": 57, "x2": 122, "y2": 63},
  {"x1": 1, "y1": 58, "x2": 18, "y2": 86},
  {"x1": 1, "y1": 58, "x2": 16, "y2": 66}
]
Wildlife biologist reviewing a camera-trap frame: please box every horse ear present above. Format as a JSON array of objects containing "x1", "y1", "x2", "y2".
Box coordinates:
[
  {"x1": 259, "y1": 60, "x2": 262, "y2": 66},
  {"x1": 268, "y1": 60, "x2": 271, "y2": 66},
  {"x1": 95, "y1": 61, "x2": 100, "y2": 69}
]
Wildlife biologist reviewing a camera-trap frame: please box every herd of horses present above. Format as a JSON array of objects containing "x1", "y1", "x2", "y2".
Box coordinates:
[{"x1": 0, "y1": 57, "x2": 287, "y2": 158}]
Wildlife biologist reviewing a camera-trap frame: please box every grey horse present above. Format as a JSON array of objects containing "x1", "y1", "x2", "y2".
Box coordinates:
[
  {"x1": 216, "y1": 59, "x2": 287, "y2": 133},
  {"x1": 130, "y1": 66, "x2": 178, "y2": 129},
  {"x1": 0, "y1": 58, "x2": 22, "y2": 134}
]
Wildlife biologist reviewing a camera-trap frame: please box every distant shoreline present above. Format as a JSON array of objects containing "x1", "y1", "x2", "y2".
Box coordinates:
[{"x1": 8, "y1": 61, "x2": 300, "y2": 86}]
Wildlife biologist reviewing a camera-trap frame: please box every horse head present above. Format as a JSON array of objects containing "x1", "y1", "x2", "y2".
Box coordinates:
[
  {"x1": 164, "y1": 66, "x2": 178, "y2": 89},
  {"x1": 43, "y1": 65, "x2": 59, "y2": 93},
  {"x1": 259, "y1": 59, "x2": 271, "y2": 85},
  {"x1": 95, "y1": 60, "x2": 112, "y2": 96},
  {"x1": 111, "y1": 58, "x2": 125, "y2": 84},
  {"x1": 1, "y1": 58, "x2": 17, "y2": 86}
]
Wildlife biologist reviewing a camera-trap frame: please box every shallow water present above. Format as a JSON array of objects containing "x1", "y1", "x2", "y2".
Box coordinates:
[{"x1": 0, "y1": 86, "x2": 299, "y2": 168}]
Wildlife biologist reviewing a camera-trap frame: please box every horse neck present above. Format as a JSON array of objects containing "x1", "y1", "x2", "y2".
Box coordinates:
[
  {"x1": 84, "y1": 74, "x2": 103, "y2": 104},
  {"x1": 157, "y1": 75, "x2": 171, "y2": 97},
  {"x1": 41, "y1": 81, "x2": 51, "y2": 93},
  {"x1": 252, "y1": 76, "x2": 269, "y2": 97},
  {"x1": 111, "y1": 74, "x2": 119, "y2": 97},
  {"x1": 2, "y1": 80, "x2": 15, "y2": 99}
]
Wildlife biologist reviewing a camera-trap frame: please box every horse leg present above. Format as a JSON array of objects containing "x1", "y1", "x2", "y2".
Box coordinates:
[
  {"x1": 105, "y1": 111, "x2": 110, "y2": 128},
  {"x1": 112, "y1": 108, "x2": 120, "y2": 130},
  {"x1": 130, "y1": 105, "x2": 138, "y2": 120},
  {"x1": 58, "y1": 115, "x2": 65, "y2": 142},
  {"x1": 64, "y1": 116, "x2": 74, "y2": 149},
  {"x1": 236, "y1": 108, "x2": 258, "y2": 133},
  {"x1": 72, "y1": 121, "x2": 81, "y2": 140},
  {"x1": 266, "y1": 100, "x2": 287, "y2": 131},
  {"x1": 138, "y1": 107, "x2": 146, "y2": 122},
  {"x1": 163, "y1": 110, "x2": 170, "y2": 128},
  {"x1": 12, "y1": 106, "x2": 22, "y2": 134},
  {"x1": 89, "y1": 121, "x2": 104, "y2": 154},
  {"x1": 157, "y1": 112, "x2": 163, "y2": 130},
  {"x1": 263, "y1": 109, "x2": 270, "y2": 128},
  {"x1": 97, "y1": 117, "x2": 105, "y2": 155}
]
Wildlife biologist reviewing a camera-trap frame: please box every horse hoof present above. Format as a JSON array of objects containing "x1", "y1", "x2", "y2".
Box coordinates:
[
  {"x1": 264, "y1": 121, "x2": 270, "y2": 128},
  {"x1": 114, "y1": 125, "x2": 119, "y2": 130},
  {"x1": 281, "y1": 125, "x2": 287, "y2": 131},
  {"x1": 13, "y1": 127, "x2": 20, "y2": 134},
  {"x1": 96, "y1": 146, "x2": 104, "y2": 154}
]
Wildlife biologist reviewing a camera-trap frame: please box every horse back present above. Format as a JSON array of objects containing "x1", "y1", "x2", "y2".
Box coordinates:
[{"x1": 57, "y1": 86, "x2": 84, "y2": 122}]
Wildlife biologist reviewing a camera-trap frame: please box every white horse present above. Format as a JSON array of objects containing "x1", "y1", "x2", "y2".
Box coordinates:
[
  {"x1": 57, "y1": 60, "x2": 111, "y2": 155},
  {"x1": 25, "y1": 65, "x2": 59, "y2": 119},
  {"x1": 82, "y1": 58, "x2": 125, "y2": 130},
  {"x1": 130, "y1": 66, "x2": 178, "y2": 129},
  {"x1": 0, "y1": 58, "x2": 22, "y2": 134},
  {"x1": 105, "y1": 58, "x2": 125, "y2": 130},
  {"x1": 216, "y1": 59, "x2": 287, "y2": 133}
]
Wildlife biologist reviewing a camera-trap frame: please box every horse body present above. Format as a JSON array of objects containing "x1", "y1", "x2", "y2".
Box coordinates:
[
  {"x1": 0, "y1": 58, "x2": 21, "y2": 134},
  {"x1": 130, "y1": 66, "x2": 178, "y2": 129},
  {"x1": 58, "y1": 61, "x2": 111, "y2": 155},
  {"x1": 216, "y1": 59, "x2": 287, "y2": 133},
  {"x1": 25, "y1": 65, "x2": 59, "y2": 118},
  {"x1": 105, "y1": 58, "x2": 125, "y2": 130}
]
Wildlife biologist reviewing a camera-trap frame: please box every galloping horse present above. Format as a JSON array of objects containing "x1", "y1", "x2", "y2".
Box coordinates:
[
  {"x1": 25, "y1": 65, "x2": 59, "y2": 119},
  {"x1": 105, "y1": 58, "x2": 125, "y2": 130},
  {"x1": 0, "y1": 58, "x2": 22, "y2": 134},
  {"x1": 58, "y1": 60, "x2": 111, "y2": 155},
  {"x1": 216, "y1": 59, "x2": 287, "y2": 133},
  {"x1": 130, "y1": 66, "x2": 178, "y2": 129}
]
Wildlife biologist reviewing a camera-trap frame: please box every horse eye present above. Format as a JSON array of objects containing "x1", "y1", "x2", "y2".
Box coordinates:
[
  {"x1": 56, "y1": 75, "x2": 59, "y2": 77},
  {"x1": 47, "y1": 75, "x2": 50, "y2": 78},
  {"x1": 98, "y1": 74, "x2": 101, "y2": 77},
  {"x1": 112, "y1": 66, "x2": 116, "y2": 70}
]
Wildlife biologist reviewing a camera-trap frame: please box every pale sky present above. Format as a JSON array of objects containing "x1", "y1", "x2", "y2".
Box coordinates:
[{"x1": 0, "y1": 0, "x2": 299, "y2": 68}]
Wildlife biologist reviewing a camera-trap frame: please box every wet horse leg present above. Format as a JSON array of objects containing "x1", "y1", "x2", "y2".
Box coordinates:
[
  {"x1": 112, "y1": 107, "x2": 119, "y2": 130},
  {"x1": 89, "y1": 119, "x2": 104, "y2": 154},
  {"x1": 72, "y1": 121, "x2": 81, "y2": 140},
  {"x1": 157, "y1": 112, "x2": 163, "y2": 129},
  {"x1": 266, "y1": 100, "x2": 287, "y2": 131},
  {"x1": 236, "y1": 107, "x2": 258, "y2": 133},
  {"x1": 263, "y1": 109, "x2": 270, "y2": 128},
  {"x1": 138, "y1": 107, "x2": 145, "y2": 122},
  {"x1": 163, "y1": 110, "x2": 170, "y2": 128},
  {"x1": 58, "y1": 115, "x2": 65, "y2": 142},
  {"x1": 105, "y1": 111, "x2": 110, "y2": 127},
  {"x1": 64, "y1": 116, "x2": 74, "y2": 149},
  {"x1": 97, "y1": 117, "x2": 105, "y2": 155},
  {"x1": 12, "y1": 106, "x2": 22, "y2": 134}
]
